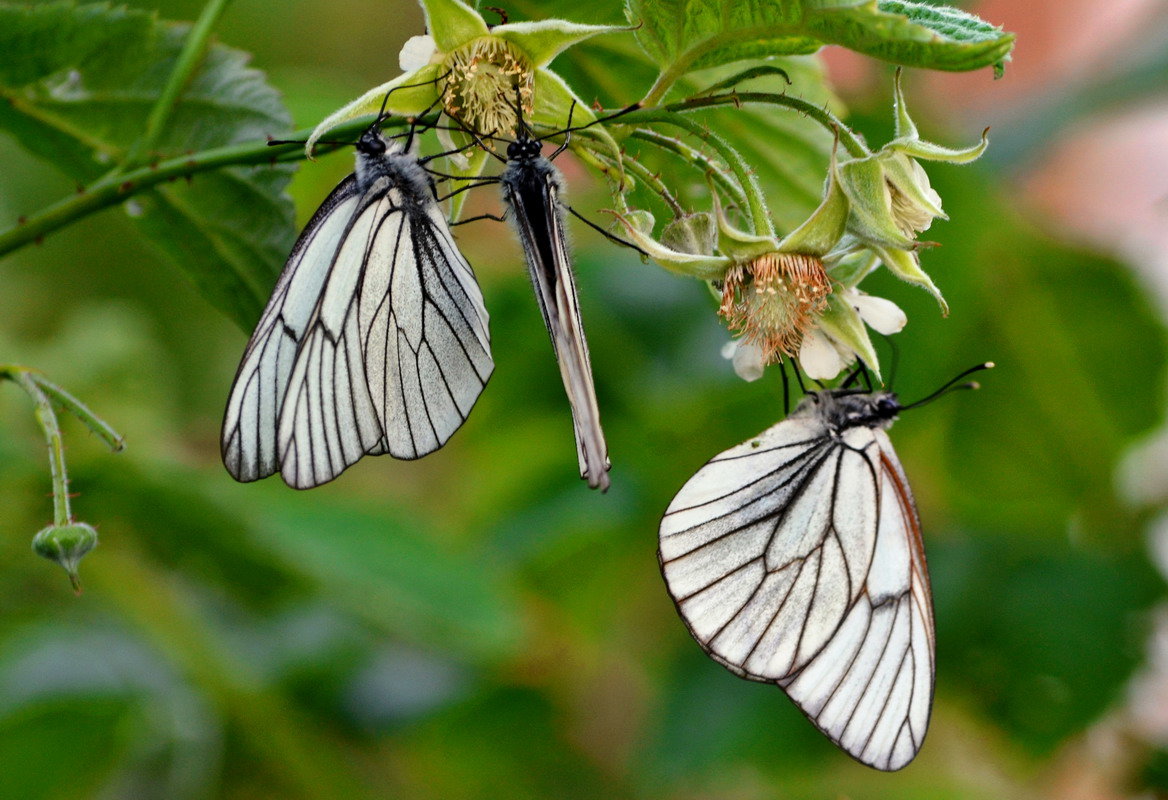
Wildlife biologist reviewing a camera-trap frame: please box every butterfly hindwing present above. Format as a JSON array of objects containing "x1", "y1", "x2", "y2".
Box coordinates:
[{"x1": 221, "y1": 175, "x2": 362, "y2": 482}]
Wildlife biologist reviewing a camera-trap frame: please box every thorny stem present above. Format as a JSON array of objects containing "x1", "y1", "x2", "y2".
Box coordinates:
[
  {"x1": 0, "y1": 90, "x2": 864, "y2": 258},
  {"x1": 605, "y1": 91, "x2": 868, "y2": 158},
  {"x1": 0, "y1": 114, "x2": 410, "y2": 259},
  {"x1": 117, "y1": 0, "x2": 236, "y2": 172},
  {"x1": 630, "y1": 112, "x2": 773, "y2": 238},
  {"x1": 628, "y1": 129, "x2": 748, "y2": 210},
  {"x1": 1, "y1": 366, "x2": 126, "y2": 527},
  {"x1": 610, "y1": 150, "x2": 685, "y2": 215},
  {"x1": 2, "y1": 368, "x2": 71, "y2": 525}
]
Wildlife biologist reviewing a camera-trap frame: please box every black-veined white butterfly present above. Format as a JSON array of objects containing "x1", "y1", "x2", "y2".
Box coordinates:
[
  {"x1": 221, "y1": 114, "x2": 493, "y2": 489},
  {"x1": 498, "y1": 128, "x2": 612, "y2": 491},
  {"x1": 659, "y1": 364, "x2": 991, "y2": 770}
]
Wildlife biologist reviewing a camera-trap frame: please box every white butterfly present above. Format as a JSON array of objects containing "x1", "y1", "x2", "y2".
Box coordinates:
[
  {"x1": 660, "y1": 387, "x2": 940, "y2": 770},
  {"x1": 499, "y1": 131, "x2": 610, "y2": 491},
  {"x1": 222, "y1": 122, "x2": 493, "y2": 489}
]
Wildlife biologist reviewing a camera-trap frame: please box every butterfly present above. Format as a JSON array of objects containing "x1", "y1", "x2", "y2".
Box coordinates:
[
  {"x1": 498, "y1": 128, "x2": 612, "y2": 491},
  {"x1": 658, "y1": 364, "x2": 990, "y2": 770},
  {"x1": 221, "y1": 115, "x2": 493, "y2": 489}
]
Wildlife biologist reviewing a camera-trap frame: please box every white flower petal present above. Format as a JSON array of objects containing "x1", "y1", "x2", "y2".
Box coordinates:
[
  {"x1": 399, "y1": 35, "x2": 438, "y2": 72},
  {"x1": 799, "y1": 329, "x2": 844, "y2": 380},
  {"x1": 851, "y1": 292, "x2": 907, "y2": 335},
  {"x1": 732, "y1": 342, "x2": 766, "y2": 382},
  {"x1": 721, "y1": 339, "x2": 766, "y2": 382}
]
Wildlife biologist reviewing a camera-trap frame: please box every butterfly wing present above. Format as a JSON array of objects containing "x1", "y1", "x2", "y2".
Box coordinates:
[
  {"x1": 659, "y1": 420, "x2": 934, "y2": 770},
  {"x1": 221, "y1": 175, "x2": 362, "y2": 482},
  {"x1": 358, "y1": 200, "x2": 493, "y2": 461},
  {"x1": 277, "y1": 179, "x2": 493, "y2": 489},
  {"x1": 505, "y1": 165, "x2": 610, "y2": 491}
]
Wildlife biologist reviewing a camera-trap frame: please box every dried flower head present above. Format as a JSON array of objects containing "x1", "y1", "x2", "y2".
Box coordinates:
[
  {"x1": 442, "y1": 36, "x2": 534, "y2": 137},
  {"x1": 719, "y1": 253, "x2": 832, "y2": 363}
]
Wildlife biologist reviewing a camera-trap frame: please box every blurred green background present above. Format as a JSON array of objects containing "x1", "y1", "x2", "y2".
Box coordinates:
[{"x1": 3, "y1": 1, "x2": 1168, "y2": 798}]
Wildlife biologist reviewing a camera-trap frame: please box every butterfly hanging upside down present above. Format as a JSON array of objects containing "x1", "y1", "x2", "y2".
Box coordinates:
[
  {"x1": 659, "y1": 364, "x2": 991, "y2": 770},
  {"x1": 221, "y1": 114, "x2": 493, "y2": 489}
]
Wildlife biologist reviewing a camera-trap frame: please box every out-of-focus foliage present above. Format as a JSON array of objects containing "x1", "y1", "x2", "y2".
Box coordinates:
[
  {"x1": 0, "y1": 0, "x2": 1165, "y2": 798},
  {"x1": 0, "y1": 1, "x2": 294, "y2": 327}
]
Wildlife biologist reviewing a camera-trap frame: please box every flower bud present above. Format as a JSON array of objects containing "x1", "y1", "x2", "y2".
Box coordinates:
[
  {"x1": 33, "y1": 522, "x2": 98, "y2": 594},
  {"x1": 661, "y1": 212, "x2": 717, "y2": 256}
]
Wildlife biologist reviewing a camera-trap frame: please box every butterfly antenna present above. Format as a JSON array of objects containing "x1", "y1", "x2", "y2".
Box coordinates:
[
  {"x1": 779, "y1": 359, "x2": 791, "y2": 417},
  {"x1": 374, "y1": 70, "x2": 452, "y2": 126},
  {"x1": 901, "y1": 362, "x2": 995, "y2": 410},
  {"x1": 536, "y1": 101, "x2": 644, "y2": 143},
  {"x1": 404, "y1": 90, "x2": 451, "y2": 150},
  {"x1": 792, "y1": 360, "x2": 809, "y2": 396}
]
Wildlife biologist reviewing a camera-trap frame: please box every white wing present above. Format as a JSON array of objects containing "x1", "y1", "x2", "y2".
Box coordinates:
[
  {"x1": 278, "y1": 180, "x2": 492, "y2": 489},
  {"x1": 659, "y1": 421, "x2": 934, "y2": 771},
  {"x1": 222, "y1": 176, "x2": 362, "y2": 482}
]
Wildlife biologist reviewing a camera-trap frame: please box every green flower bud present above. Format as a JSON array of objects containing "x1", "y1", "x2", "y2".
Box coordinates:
[
  {"x1": 660, "y1": 212, "x2": 717, "y2": 256},
  {"x1": 33, "y1": 522, "x2": 98, "y2": 594}
]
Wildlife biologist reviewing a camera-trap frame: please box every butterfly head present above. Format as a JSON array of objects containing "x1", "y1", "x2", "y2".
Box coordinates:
[
  {"x1": 803, "y1": 390, "x2": 902, "y2": 432},
  {"x1": 356, "y1": 127, "x2": 389, "y2": 156},
  {"x1": 506, "y1": 137, "x2": 542, "y2": 162}
]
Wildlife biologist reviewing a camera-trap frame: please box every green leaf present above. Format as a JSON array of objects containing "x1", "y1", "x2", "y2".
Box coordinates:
[
  {"x1": 0, "y1": 2, "x2": 295, "y2": 330},
  {"x1": 624, "y1": 0, "x2": 1013, "y2": 100},
  {"x1": 810, "y1": 2, "x2": 1015, "y2": 76}
]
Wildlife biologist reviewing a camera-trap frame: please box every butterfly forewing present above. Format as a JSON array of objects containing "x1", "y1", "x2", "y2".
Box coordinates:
[
  {"x1": 502, "y1": 156, "x2": 610, "y2": 491},
  {"x1": 659, "y1": 399, "x2": 935, "y2": 770}
]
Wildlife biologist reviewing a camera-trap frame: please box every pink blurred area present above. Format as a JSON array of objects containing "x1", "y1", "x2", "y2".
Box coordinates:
[{"x1": 824, "y1": 0, "x2": 1168, "y2": 310}]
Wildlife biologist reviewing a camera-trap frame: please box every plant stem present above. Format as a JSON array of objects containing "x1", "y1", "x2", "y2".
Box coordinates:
[
  {"x1": 1, "y1": 367, "x2": 71, "y2": 525},
  {"x1": 33, "y1": 375, "x2": 125, "y2": 452},
  {"x1": 118, "y1": 0, "x2": 236, "y2": 171},
  {"x1": 622, "y1": 112, "x2": 774, "y2": 238},
  {"x1": 607, "y1": 92, "x2": 868, "y2": 158},
  {"x1": 613, "y1": 150, "x2": 684, "y2": 215},
  {"x1": 627, "y1": 129, "x2": 748, "y2": 210},
  {"x1": 0, "y1": 115, "x2": 402, "y2": 259}
]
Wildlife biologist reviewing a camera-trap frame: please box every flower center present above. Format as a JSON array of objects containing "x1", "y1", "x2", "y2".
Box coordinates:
[
  {"x1": 719, "y1": 253, "x2": 831, "y2": 362},
  {"x1": 441, "y1": 37, "x2": 534, "y2": 138}
]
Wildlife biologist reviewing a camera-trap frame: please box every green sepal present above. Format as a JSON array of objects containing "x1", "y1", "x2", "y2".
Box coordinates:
[
  {"x1": 306, "y1": 65, "x2": 443, "y2": 157},
  {"x1": 778, "y1": 155, "x2": 850, "y2": 255},
  {"x1": 443, "y1": 142, "x2": 491, "y2": 222},
  {"x1": 817, "y1": 292, "x2": 882, "y2": 383},
  {"x1": 838, "y1": 155, "x2": 916, "y2": 248},
  {"x1": 420, "y1": 0, "x2": 489, "y2": 53},
  {"x1": 893, "y1": 131, "x2": 989, "y2": 163},
  {"x1": 827, "y1": 249, "x2": 879, "y2": 288},
  {"x1": 605, "y1": 210, "x2": 732, "y2": 279},
  {"x1": 873, "y1": 244, "x2": 948, "y2": 313},
  {"x1": 494, "y1": 20, "x2": 628, "y2": 68},
  {"x1": 712, "y1": 192, "x2": 779, "y2": 262}
]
